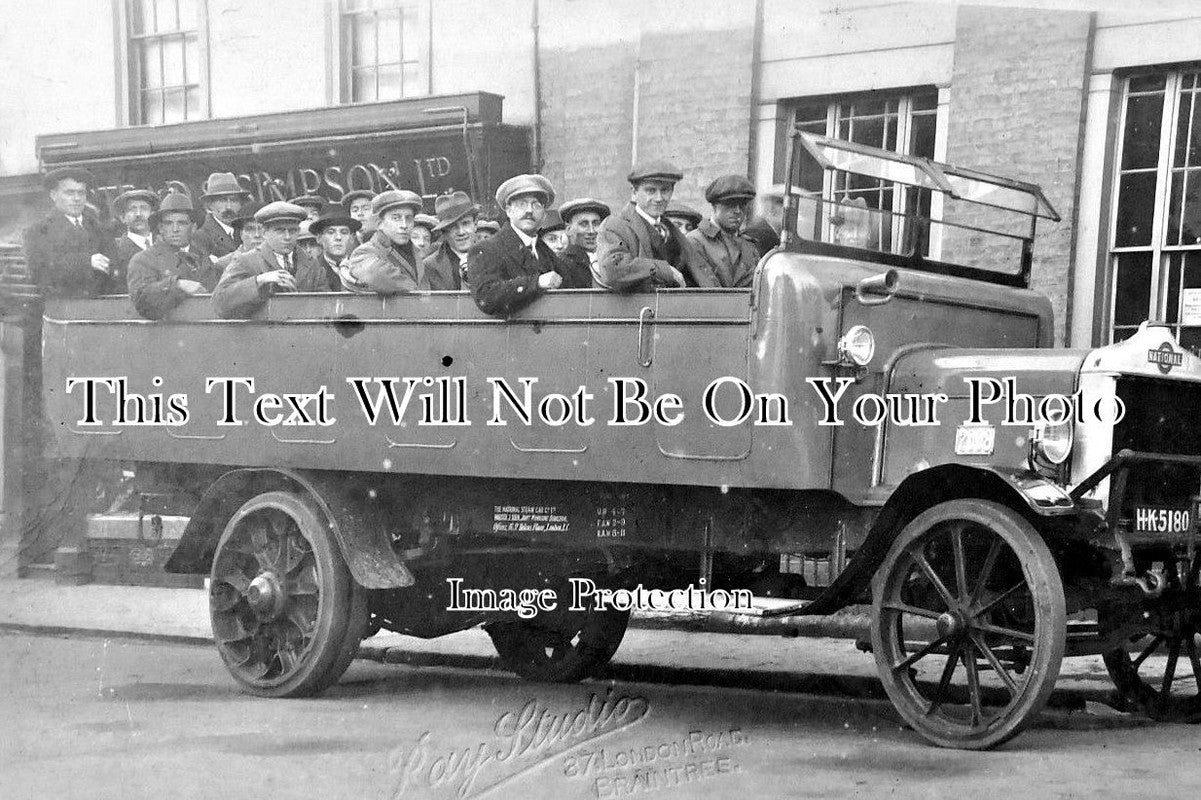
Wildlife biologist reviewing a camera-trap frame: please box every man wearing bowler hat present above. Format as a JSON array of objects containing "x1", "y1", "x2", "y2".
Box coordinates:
[
  {"x1": 110, "y1": 188, "x2": 159, "y2": 290},
  {"x1": 213, "y1": 201, "x2": 327, "y2": 318},
  {"x1": 558, "y1": 197, "x2": 610, "y2": 288},
  {"x1": 310, "y1": 204, "x2": 362, "y2": 291},
  {"x1": 688, "y1": 175, "x2": 761, "y2": 288},
  {"x1": 594, "y1": 160, "x2": 717, "y2": 292},
  {"x1": 23, "y1": 166, "x2": 120, "y2": 297},
  {"x1": 344, "y1": 189, "x2": 446, "y2": 293},
  {"x1": 422, "y1": 190, "x2": 479, "y2": 290},
  {"x1": 126, "y1": 192, "x2": 213, "y2": 319},
  {"x1": 192, "y1": 172, "x2": 250, "y2": 260},
  {"x1": 213, "y1": 202, "x2": 265, "y2": 272},
  {"x1": 343, "y1": 189, "x2": 375, "y2": 244},
  {"x1": 467, "y1": 174, "x2": 572, "y2": 316},
  {"x1": 289, "y1": 194, "x2": 325, "y2": 223}
]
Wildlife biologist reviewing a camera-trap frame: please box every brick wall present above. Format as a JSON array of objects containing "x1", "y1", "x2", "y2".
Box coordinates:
[
  {"x1": 538, "y1": 23, "x2": 754, "y2": 215},
  {"x1": 944, "y1": 6, "x2": 1093, "y2": 345}
]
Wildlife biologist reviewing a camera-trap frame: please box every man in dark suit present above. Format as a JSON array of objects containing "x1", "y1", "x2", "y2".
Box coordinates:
[
  {"x1": 191, "y1": 172, "x2": 250, "y2": 261},
  {"x1": 213, "y1": 202, "x2": 328, "y2": 318},
  {"x1": 126, "y1": 192, "x2": 212, "y2": 319},
  {"x1": 422, "y1": 190, "x2": 479, "y2": 290},
  {"x1": 467, "y1": 174, "x2": 574, "y2": 317},
  {"x1": 593, "y1": 160, "x2": 717, "y2": 292},
  {"x1": 109, "y1": 189, "x2": 159, "y2": 291},
  {"x1": 558, "y1": 197, "x2": 610, "y2": 289},
  {"x1": 22, "y1": 167, "x2": 120, "y2": 297}
]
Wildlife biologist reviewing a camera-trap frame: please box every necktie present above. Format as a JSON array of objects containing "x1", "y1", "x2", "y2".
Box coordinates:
[
  {"x1": 654, "y1": 222, "x2": 668, "y2": 242},
  {"x1": 280, "y1": 253, "x2": 293, "y2": 273},
  {"x1": 529, "y1": 243, "x2": 539, "y2": 261},
  {"x1": 70, "y1": 216, "x2": 82, "y2": 228}
]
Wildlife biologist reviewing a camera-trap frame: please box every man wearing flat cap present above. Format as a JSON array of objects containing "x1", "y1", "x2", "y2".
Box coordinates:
[
  {"x1": 110, "y1": 188, "x2": 159, "y2": 290},
  {"x1": 594, "y1": 160, "x2": 717, "y2": 292},
  {"x1": 559, "y1": 197, "x2": 609, "y2": 289},
  {"x1": 310, "y1": 204, "x2": 362, "y2": 291},
  {"x1": 688, "y1": 175, "x2": 761, "y2": 288},
  {"x1": 126, "y1": 192, "x2": 215, "y2": 319},
  {"x1": 213, "y1": 201, "x2": 327, "y2": 318},
  {"x1": 344, "y1": 190, "x2": 448, "y2": 293},
  {"x1": 22, "y1": 166, "x2": 120, "y2": 297},
  {"x1": 192, "y1": 172, "x2": 250, "y2": 260},
  {"x1": 422, "y1": 190, "x2": 479, "y2": 290},
  {"x1": 539, "y1": 209, "x2": 591, "y2": 287},
  {"x1": 665, "y1": 203, "x2": 702, "y2": 235},
  {"x1": 467, "y1": 174, "x2": 575, "y2": 316}
]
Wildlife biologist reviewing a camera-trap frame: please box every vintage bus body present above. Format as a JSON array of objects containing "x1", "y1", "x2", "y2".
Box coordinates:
[{"x1": 32, "y1": 134, "x2": 1201, "y2": 750}]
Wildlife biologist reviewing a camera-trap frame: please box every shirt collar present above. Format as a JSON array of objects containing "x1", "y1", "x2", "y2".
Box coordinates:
[
  {"x1": 634, "y1": 205, "x2": 660, "y2": 227},
  {"x1": 126, "y1": 231, "x2": 151, "y2": 249},
  {"x1": 213, "y1": 216, "x2": 234, "y2": 236},
  {"x1": 64, "y1": 213, "x2": 83, "y2": 225},
  {"x1": 510, "y1": 223, "x2": 538, "y2": 249}
]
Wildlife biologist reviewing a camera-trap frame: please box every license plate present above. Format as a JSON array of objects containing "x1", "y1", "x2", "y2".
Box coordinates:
[
  {"x1": 1133, "y1": 507, "x2": 1194, "y2": 534},
  {"x1": 954, "y1": 424, "x2": 995, "y2": 456}
]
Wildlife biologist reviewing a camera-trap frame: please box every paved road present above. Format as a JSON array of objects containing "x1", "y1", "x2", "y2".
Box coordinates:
[{"x1": 0, "y1": 630, "x2": 1195, "y2": 800}]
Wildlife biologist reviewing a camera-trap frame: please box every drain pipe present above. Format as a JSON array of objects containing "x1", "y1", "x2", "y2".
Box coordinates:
[{"x1": 531, "y1": 0, "x2": 543, "y2": 172}]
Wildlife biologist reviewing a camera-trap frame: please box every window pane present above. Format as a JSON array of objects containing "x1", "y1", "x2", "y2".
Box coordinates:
[
  {"x1": 177, "y1": 0, "x2": 196, "y2": 26},
  {"x1": 1165, "y1": 170, "x2": 1201, "y2": 246},
  {"x1": 1129, "y1": 73, "x2": 1167, "y2": 93},
  {"x1": 912, "y1": 92, "x2": 938, "y2": 113},
  {"x1": 353, "y1": 14, "x2": 375, "y2": 66},
  {"x1": 154, "y1": 0, "x2": 176, "y2": 32},
  {"x1": 376, "y1": 64, "x2": 401, "y2": 100},
  {"x1": 1113, "y1": 252, "x2": 1153, "y2": 326},
  {"x1": 378, "y1": 11, "x2": 401, "y2": 61},
  {"x1": 186, "y1": 86, "x2": 200, "y2": 116},
  {"x1": 793, "y1": 101, "x2": 826, "y2": 127},
  {"x1": 847, "y1": 98, "x2": 886, "y2": 118},
  {"x1": 1122, "y1": 92, "x2": 1164, "y2": 170},
  {"x1": 184, "y1": 34, "x2": 198, "y2": 83},
  {"x1": 1114, "y1": 170, "x2": 1159, "y2": 247},
  {"x1": 352, "y1": 67, "x2": 375, "y2": 102},
  {"x1": 141, "y1": 40, "x2": 162, "y2": 88},
  {"x1": 401, "y1": 6, "x2": 420, "y2": 59},
  {"x1": 849, "y1": 115, "x2": 885, "y2": 149},
  {"x1": 142, "y1": 90, "x2": 163, "y2": 125},
  {"x1": 402, "y1": 61, "x2": 421, "y2": 96},
  {"x1": 909, "y1": 112, "x2": 936, "y2": 159},
  {"x1": 163, "y1": 37, "x2": 185, "y2": 85},
  {"x1": 163, "y1": 87, "x2": 186, "y2": 123},
  {"x1": 1166, "y1": 252, "x2": 1183, "y2": 323},
  {"x1": 1175, "y1": 90, "x2": 1201, "y2": 169}
]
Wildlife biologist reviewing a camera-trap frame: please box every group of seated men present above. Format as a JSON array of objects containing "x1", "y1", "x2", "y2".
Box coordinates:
[{"x1": 23, "y1": 160, "x2": 787, "y2": 320}]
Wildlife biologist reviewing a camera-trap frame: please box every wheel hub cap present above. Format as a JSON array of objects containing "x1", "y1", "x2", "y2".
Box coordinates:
[
  {"x1": 936, "y1": 609, "x2": 968, "y2": 638},
  {"x1": 247, "y1": 572, "x2": 285, "y2": 619}
]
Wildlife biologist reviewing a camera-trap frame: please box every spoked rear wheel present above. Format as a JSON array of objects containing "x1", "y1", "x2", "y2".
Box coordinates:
[
  {"x1": 1102, "y1": 555, "x2": 1201, "y2": 721},
  {"x1": 209, "y1": 491, "x2": 368, "y2": 697},
  {"x1": 871, "y1": 499, "x2": 1066, "y2": 749},
  {"x1": 487, "y1": 577, "x2": 630, "y2": 683}
]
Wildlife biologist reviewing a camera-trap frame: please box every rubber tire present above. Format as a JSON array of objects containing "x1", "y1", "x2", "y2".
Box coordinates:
[
  {"x1": 210, "y1": 491, "x2": 368, "y2": 698},
  {"x1": 870, "y1": 499, "x2": 1066, "y2": 750},
  {"x1": 488, "y1": 605, "x2": 630, "y2": 683}
]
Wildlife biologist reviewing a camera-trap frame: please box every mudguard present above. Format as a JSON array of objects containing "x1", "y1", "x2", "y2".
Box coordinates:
[
  {"x1": 798, "y1": 464, "x2": 1078, "y2": 616},
  {"x1": 163, "y1": 468, "x2": 414, "y2": 589}
]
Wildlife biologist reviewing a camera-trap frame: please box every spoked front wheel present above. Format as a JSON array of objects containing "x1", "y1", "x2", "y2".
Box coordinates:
[
  {"x1": 870, "y1": 499, "x2": 1066, "y2": 749},
  {"x1": 208, "y1": 491, "x2": 368, "y2": 697},
  {"x1": 1102, "y1": 555, "x2": 1201, "y2": 721}
]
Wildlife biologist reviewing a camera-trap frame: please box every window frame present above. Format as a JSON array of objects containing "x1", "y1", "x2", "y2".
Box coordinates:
[
  {"x1": 116, "y1": 0, "x2": 211, "y2": 127},
  {"x1": 1107, "y1": 67, "x2": 1201, "y2": 349},
  {"x1": 780, "y1": 87, "x2": 942, "y2": 256},
  {"x1": 334, "y1": 0, "x2": 431, "y2": 105}
]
